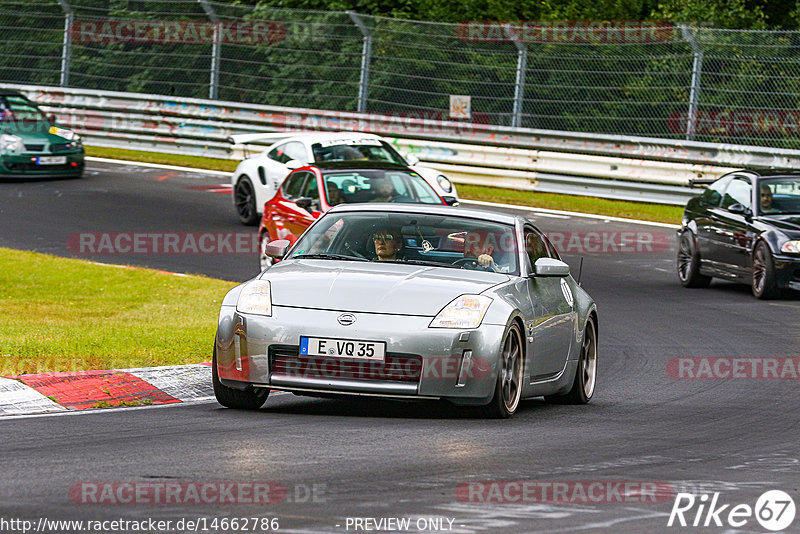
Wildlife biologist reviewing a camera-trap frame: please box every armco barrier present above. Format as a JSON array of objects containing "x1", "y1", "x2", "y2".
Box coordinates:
[{"x1": 6, "y1": 82, "x2": 788, "y2": 205}]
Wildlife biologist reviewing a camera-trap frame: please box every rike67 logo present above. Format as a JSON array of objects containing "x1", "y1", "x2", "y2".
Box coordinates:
[{"x1": 668, "y1": 490, "x2": 796, "y2": 531}]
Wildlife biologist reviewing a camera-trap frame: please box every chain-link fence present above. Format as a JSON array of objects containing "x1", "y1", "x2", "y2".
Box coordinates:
[{"x1": 3, "y1": 1, "x2": 800, "y2": 149}]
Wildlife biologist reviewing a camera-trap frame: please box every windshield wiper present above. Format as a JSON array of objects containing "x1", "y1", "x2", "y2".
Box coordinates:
[{"x1": 292, "y1": 253, "x2": 369, "y2": 262}]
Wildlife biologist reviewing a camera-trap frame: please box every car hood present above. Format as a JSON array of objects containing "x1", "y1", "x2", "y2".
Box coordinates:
[
  {"x1": 260, "y1": 260, "x2": 509, "y2": 315},
  {"x1": 761, "y1": 215, "x2": 800, "y2": 236}
]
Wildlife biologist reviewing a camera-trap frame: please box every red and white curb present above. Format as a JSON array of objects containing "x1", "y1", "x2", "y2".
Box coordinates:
[{"x1": 0, "y1": 363, "x2": 213, "y2": 416}]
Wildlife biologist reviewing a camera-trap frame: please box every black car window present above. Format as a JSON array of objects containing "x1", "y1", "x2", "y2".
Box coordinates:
[
  {"x1": 700, "y1": 175, "x2": 732, "y2": 207},
  {"x1": 282, "y1": 171, "x2": 308, "y2": 199},
  {"x1": 269, "y1": 142, "x2": 306, "y2": 164},
  {"x1": 299, "y1": 175, "x2": 320, "y2": 210},
  {"x1": 721, "y1": 177, "x2": 752, "y2": 209},
  {"x1": 523, "y1": 226, "x2": 553, "y2": 271}
]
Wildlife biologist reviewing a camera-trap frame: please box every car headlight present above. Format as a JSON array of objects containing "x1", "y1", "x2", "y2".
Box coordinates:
[
  {"x1": 781, "y1": 240, "x2": 800, "y2": 254},
  {"x1": 429, "y1": 295, "x2": 492, "y2": 329},
  {"x1": 436, "y1": 174, "x2": 453, "y2": 193},
  {"x1": 236, "y1": 280, "x2": 272, "y2": 316},
  {"x1": 0, "y1": 134, "x2": 24, "y2": 153},
  {"x1": 68, "y1": 135, "x2": 83, "y2": 149}
]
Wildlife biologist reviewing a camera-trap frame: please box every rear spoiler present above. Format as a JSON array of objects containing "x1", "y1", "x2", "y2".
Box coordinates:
[
  {"x1": 688, "y1": 177, "x2": 718, "y2": 188},
  {"x1": 226, "y1": 132, "x2": 299, "y2": 146}
]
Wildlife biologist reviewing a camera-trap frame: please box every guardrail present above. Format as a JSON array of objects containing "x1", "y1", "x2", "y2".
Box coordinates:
[{"x1": 6, "y1": 82, "x2": 786, "y2": 205}]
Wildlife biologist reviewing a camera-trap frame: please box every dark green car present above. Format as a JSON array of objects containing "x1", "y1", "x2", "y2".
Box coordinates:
[{"x1": 0, "y1": 89, "x2": 84, "y2": 179}]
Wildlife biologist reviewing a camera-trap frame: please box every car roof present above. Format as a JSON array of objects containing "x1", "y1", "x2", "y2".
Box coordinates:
[
  {"x1": 0, "y1": 89, "x2": 25, "y2": 97},
  {"x1": 286, "y1": 131, "x2": 382, "y2": 144},
  {"x1": 312, "y1": 161, "x2": 411, "y2": 172},
  {"x1": 326, "y1": 203, "x2": 521, "y2": 226}
]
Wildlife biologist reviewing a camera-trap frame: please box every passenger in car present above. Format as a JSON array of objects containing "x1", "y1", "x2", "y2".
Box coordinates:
[
  {"x1": 326, "y1": 182, "x2": 343, "y2": 206},
  {"x1": 369, "y1": 177, "x2": 397, "y2": 203}
]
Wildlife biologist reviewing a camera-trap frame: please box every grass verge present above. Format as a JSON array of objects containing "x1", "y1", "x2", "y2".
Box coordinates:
[
  {"x1": 85, "y1": 145, "x2": 684, "y2": 224},
  {"x1": 0, "y1": 247, "x2": 236, "y2": 375}
]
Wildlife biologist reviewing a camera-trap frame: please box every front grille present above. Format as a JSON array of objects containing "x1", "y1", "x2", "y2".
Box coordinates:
[
  {"x1": 269, "y1": 347, "x2": 422, "y2": 383},
  {"x1": 50, "y1": 143, "x2": 72, "y2": 152},
  {"x1": 24, "y1": 144, "x2": 44, "y2": 151},
  {"x1": 4, "y1": 162, "x2": 81, "y2": 172}
]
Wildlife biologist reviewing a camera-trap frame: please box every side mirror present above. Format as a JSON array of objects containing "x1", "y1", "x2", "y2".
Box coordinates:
[
  {"x1": 442, "y1": 196, "x2": 459, "y2": 206},
  {"x1": 47, "y1": 114, "x2": 57, "y2": 125},
  {"x1": 727, "y1": 203, "x2": 753, "y2": 218},
  {"x1": 285, "y1": 159, "x2": 304, "y2": 170},
  {"x1": 404, "y1": 153, "x2": 420, "y2": 166},
  {"x1": 294, "y1": 196, "x2": 313, "y2": 210},
  {"x1": 264, "y1": 239, "x2": 290, "y2": 259},
  {"x1": 533, "y1": 257, "x2": 570, "y2": 277}
]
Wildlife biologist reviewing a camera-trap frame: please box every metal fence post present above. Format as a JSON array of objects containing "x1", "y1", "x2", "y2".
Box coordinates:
[
  {"x1": 511, "y1": 40, "x2": 527, "y2": 128},
  {"x1": 680, "y1": 25, "x2": 703, "y2": 141},
  {"x1": 198, "y1": 0, "x2": 221, "y2": 100},
  {"x1": 347, "y1": 11, "x2": 371, "y2": 113},
  {"x1": 55, "y1": 0, "x2": 73, "y2": 87}
]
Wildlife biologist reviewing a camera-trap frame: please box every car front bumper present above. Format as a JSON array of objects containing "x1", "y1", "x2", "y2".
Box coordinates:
[
  {"x1": 0, "y1": 151, "x2": 85, "y2": 178},
  {"x1": 216, "y1": 305, "x2": 506, "y2": 403},
  {"x1": 773, "y1": 253, "x2": 800, "y2": 290}
]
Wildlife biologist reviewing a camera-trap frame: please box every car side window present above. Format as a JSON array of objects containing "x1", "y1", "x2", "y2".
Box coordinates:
[
  {"x1": 721, "y1": 177, "x2": 752, "y2": 209},
  {"x1": 268, "y1": 143, "x2": 289, "y2": 163},
  {"x1": 282, "y1": 172, "x2": 308, "y2": 200},
  {"x1": 700, "y1": 175, "x2": 732, "y2": 207},
  {"x1": 299, "y1": 175, "x2": 320, "y2": 210},
  {"x1": 283, "y1": 142, "x2": 307, "y2": 163},
  {"x1": 524, "y1": 227, "x2": 551, "y2": 269}
]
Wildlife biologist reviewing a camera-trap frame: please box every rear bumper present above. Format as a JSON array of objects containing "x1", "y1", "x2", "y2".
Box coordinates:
[{"x1": 215, "y1": 305, "x2": 505, "y2": 401}]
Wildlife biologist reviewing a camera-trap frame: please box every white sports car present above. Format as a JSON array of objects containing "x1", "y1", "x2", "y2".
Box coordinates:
[{"x1": 227, "y1": 131, "x2": 459, "y2": 225}]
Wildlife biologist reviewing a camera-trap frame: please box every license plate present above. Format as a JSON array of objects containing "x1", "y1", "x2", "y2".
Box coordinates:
[
  {"x1": 299, "y1": 336, "x2": 385, "y2": 361},
  {"x1": 37, "y1": 156, "x2": 67, "y2": 165}
]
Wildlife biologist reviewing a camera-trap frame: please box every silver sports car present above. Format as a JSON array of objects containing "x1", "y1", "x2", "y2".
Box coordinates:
[{"x1": 213, "y1": 204, "x2": 598, "y2": 417}]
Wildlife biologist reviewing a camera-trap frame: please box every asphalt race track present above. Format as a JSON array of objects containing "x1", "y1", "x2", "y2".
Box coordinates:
[{"x1": 1, "y1": 161, "x2": 799, "y2": 533}]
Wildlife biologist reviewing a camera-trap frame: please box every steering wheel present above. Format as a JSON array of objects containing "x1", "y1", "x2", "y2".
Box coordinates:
[
  {"x1": 452, "y1": 257, "x2": 491, "y2": 271},
  {"x1": 344, "y1": 242, "x2": 368, "y2": 259}
]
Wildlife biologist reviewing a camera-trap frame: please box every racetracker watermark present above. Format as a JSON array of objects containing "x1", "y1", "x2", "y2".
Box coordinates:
[
  {"x1": 546, "y1": 231, "x2": 670, "y2": 254},
  {"x1": 667, "y1": 357, "x2": 800, "y2": 379},
  {"x1": 668, "y1": 110, "x2": 800, "y2": 136},
  {"x1": 68, "y1": 232, "x2": 259, "y2": 255},
  {"x1": 456, "y1": 480, "x2": 674, "y2": 504},
  {"x1": 457, "y1": 20, "x2": 674, "y2": 43},
  {"x1": 70, "y1": 20, "x2": 285, "y2": 44},
  {"x1": 69, "y1": 482, "x2": 326, "y2": 504},
  {"x1": 668, "y1": 490, "x2": 796, "y2": 530}
]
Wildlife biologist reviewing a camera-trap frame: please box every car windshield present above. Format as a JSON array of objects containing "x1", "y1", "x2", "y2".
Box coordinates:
[
  {"x1": 322, "y1": 169, "x2": 441, "y2": 205},
  {"x1": 288, "y1": 211, "x2": 520, "y2": 276},
  {"x1": 312, "y1": 139, "x2": 406, "y2": 165},
  {"x1": 0, "y1": 95, "x2": 49, "y2": 125},
  {"x1": 759, "y1": 177, "x2": 800, "y2": 215}
]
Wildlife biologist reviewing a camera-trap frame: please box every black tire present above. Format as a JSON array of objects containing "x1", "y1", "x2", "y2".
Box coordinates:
[
  {"x1": 677, "y1": 231, "x2": 712, "y2": 288},
  {"x1": 212, "y1": 343, "x2": 269, "y2": 410},
  {"x1": 752, "y1": 241, "x2": 781, "y2": 299},
  {"x1": 234, "y1": 176, "x2": 260, "y2": 226},
  {"x1": 482, "y1": 322, "x2": 524, "y2": 419},
  {"x1": 546, "y1": 318, "x2": 597, "y2": 405}
]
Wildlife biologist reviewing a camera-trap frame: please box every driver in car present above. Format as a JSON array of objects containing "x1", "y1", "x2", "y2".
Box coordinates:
[
  {"x1": 369, "y1": 177, "x2": 397, "y2": 203},
  {"x1": 372, "y1": 228, "x2": 403, "y2": 261},
  {"x1": 463, "y1": 230, "x2": 511, "y2": 273},
  {"x1": 760, "y1": 184, "x2": 778, "y2": 213}
]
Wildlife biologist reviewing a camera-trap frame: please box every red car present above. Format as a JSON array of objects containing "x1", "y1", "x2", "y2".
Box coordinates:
[{"x1": 258, "y1": 161, "x2": 452, "y2": 269}]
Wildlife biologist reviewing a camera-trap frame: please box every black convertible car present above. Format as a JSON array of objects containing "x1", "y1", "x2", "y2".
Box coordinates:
[{"x1": 677, "y1": 169, "x2": 800, "y2": 299}]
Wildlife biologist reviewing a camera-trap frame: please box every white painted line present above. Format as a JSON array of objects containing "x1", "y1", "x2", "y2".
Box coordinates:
[
  {"x1": 0, "y1": 377, "x2": 66, "y2": 415},
  {"x1": 129, "y1": 365, "x2": 214, "y2": 401},
  {"x1": 460, "y1": 199, "x2": 681, "y2": 229},
  {"x1": 86, "y1": 156, "x2": 230, "y2": 176},
  {"x1": 88, "y1": 157, "x2": 683, "y2": 228}
]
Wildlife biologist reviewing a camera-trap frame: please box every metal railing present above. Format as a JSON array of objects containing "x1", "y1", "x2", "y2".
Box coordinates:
[
  {"x1": 6, "y1": 3, "x2": 800, "y2": 150},
  {"x1": 4, "y1": 83, "x2": 764, "y2": 205}
]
